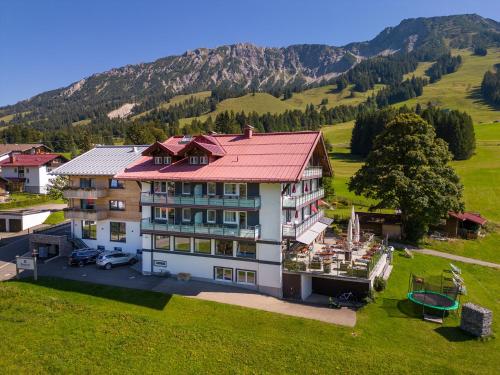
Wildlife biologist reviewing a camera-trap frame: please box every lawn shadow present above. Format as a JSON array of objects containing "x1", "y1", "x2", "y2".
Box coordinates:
[
  {"x1": 14, "y1": 276, "x2": 172, "y2": 311},
  {"x1": 379, "y1": 298, "x2": 421, "y2": 319},
  {"x1": 434, "y1": 326, "x2": 475, "y2": 342}
]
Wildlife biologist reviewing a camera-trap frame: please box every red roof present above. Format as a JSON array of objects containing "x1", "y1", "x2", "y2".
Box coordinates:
[
  {"x1": 448, "y1": 211, "x2": 487, "y2": 226},
  {"x1": 117, "y1": 131, "x2": 331, "y2": 182},
  {"x1": 0, "y1": 153, "x2": 66, "y2": 167}
]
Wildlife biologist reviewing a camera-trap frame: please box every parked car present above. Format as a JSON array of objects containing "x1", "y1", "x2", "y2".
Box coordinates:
[
  {"x1": 96, "y1": 251, "x2": 137, "y2": 270},
  {"x1": 68, "y1": 248, "x2": 101, "y2": 267}
]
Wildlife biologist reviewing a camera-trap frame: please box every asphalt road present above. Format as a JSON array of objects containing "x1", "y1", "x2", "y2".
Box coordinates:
[{"x1": 0, "y1": 223, "x2": 70, "y2": 280}]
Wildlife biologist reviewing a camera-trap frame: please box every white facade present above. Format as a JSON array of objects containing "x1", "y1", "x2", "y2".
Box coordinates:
[
  {"x1": 71, "y1": 219, "x2": 142, "y2": 254},
  {"x1": 0, "y1": 210, "x2": 51, "y2": 232},
  {"x1": 1, "y1": 165, "x2": 53, "y2": 194}
]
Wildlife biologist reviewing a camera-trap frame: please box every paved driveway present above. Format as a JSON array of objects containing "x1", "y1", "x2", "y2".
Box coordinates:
[{"x1": 25, "y1": 257, "x2": 357, "y2": 326}]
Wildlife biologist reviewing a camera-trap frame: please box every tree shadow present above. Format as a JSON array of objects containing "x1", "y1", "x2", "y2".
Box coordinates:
[
  {"x1": 13, "y1": 276, "x2": 172, "y2": 311},
  {"x1": 466, "y1": 87, "x2": 500, "y2": 112},
  {"x1": 330, "y1": 152, "x2": 364, "y2": 163},
  {"x1": 434, "y1": 326, "x2": 475, "y2": 342}
]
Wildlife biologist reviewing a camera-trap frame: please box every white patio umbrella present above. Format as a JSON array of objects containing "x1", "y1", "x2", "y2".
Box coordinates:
[
  {"x1": 347, "y1": 218, "x2": 353, "y2": 250},
  {"x1": 354, "y1": 214, "x2": 360, "y2": 243},
  {"x1": 350, "y1": 205, "x2": 356, "y2": 225}
]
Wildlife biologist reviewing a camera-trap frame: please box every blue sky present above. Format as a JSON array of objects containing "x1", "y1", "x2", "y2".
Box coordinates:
[{"x1": 1, "y1": 0, "x2": 499, "y2": 106}]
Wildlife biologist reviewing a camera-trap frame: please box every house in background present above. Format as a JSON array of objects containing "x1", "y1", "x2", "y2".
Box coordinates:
[
  {"x1": 0, "y1": 177, "x2": 9, "y2": 202},
  {"x1": 0, "y1": 153, "x2": 68, "y2": 194},
  {"x1": 51, "y1": 146, "x2": 148, "y2": 253},
  {"x1": 356, "y1": 212, "x2": 403, "y2": 240},
  {"x1": 0, "y1": 143, "x2": 52, "y2": 163}
]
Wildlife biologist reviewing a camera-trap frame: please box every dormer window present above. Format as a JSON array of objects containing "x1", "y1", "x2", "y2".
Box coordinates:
[
  {"x1": 163, "y1": 156, "x2": 172, "y2": 165},
  {"x1": 189, "y1": 156, "x2": 199, "y2": 165},
  {"x1": 199, "y1": 155, "x2": 208, "y2": 165},
  {"x1": 154, "y1": 157, "x2": 162, "y2": 165}
]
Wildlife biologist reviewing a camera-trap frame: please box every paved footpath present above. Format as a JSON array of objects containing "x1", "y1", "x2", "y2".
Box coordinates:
[{"x1": 414, "y1": 248, "x2": 500, "y2": 269}]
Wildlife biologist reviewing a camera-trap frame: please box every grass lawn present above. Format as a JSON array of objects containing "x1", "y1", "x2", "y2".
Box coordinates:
[
  {"x1": 0, "y1": 253, "x2": 498, "y2": 374},
  {"x1": 0, "y1": 193, "x2": 65, "y2": 209},
  {"x1": 398, "y1": 48, "x2": 500, "y2": 124},
  {"x1": 43, "y1": 211, "x2": 66, "y2": 225}
]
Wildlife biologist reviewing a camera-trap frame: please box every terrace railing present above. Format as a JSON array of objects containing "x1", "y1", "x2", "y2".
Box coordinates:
[
  {"x1": 141, "y1": 218, "x2": 261, "y2": 240},
  {"x1": 303, "y1": 166, "x2": 323, "y2": 179},
  {"x1": 282, "y1": 210, "x2": 324, "y2": 238},
  {"x1": 282, "y1": 187, "x2": 324, "y2": 209},
  {"x1": 140, "y1": 193, "x2": 261, "y2": 209}
]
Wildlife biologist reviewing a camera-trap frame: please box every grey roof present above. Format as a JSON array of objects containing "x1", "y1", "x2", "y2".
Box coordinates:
[{"x1": 51, "y1": 145, "x2": 148, "y2": 176}]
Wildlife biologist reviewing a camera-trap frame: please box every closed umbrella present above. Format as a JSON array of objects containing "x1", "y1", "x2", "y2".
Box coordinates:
[
  {"x1": 355, "y1": 214, "x2": 360, "y2": 242},
  {"x1": 347, "y1": 218, "x2": 353, "y2": 250}
]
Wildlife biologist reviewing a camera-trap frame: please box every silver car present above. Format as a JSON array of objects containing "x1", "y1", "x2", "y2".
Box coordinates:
[{"x1": 96, "y1": 251, "x2": 137, "y2": 270}]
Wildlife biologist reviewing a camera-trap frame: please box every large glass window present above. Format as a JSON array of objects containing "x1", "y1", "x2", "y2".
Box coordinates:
[
  {"x1": 182, "y1": 182, "x2": 191, "y2": 195},
  {"x1": 109, "y1": 200, "x2": 125, "y2": 211},
  {"x1": 215, "y1": 239, "x2": 233, "y2": 256},
  {"x1": 207, "y1": 182, "x2": 216, "y2": 196},
  {"x1": 194, "y1": 238, "x2": 211, "y2": 254},
  {"x1": 182, "y1": 208, "x2": 191, "y2": 222},
  {"x1": 154, "y1": 207, "x2": 168, "y2": 220},
  {"x1": 237, "y1": 270, "x2": 256, "y2": 285},
  {"x1": 239, "y1": 184, "x2": 247, "y2": 198},
  {"x1": 214, "y1": 267, "x2": 233, "y2": 282},
  {"x1": 80, "y1": 199, "x2": 95, "y2": 210},
  {"x1": 154, "y1": 235, "x2": 170, "y2": 251},
  {"x1": 237, "y1": 242, "x2": 256, "y2": 258},
  {"x1": 109, "y1": 179, "x2": 124, "y2": 189},
  {"x1": 80, "y1": 178, "x2": 95, "y2": 189},
  {"x1": 154, "y1": 181, "x2": 167, "y2": 193},
  {"x1": 207, "y1": 209, "x2": 216, "y2": 224},
  {"x1": 110, "y1": 222, "x2": 126, "y2": 242},
  {"x1": 223, "y1": 210, "x2": 237, "y2": 224},
  {"x1": 81, "y1": 220, "x2": 96, "y2": 240},
  {"x1": 174, "y1": 237, "x2": 191, "y2": 252},
  {"x1": 224, "y1": 183, "x2": 238, "y2": 196}
]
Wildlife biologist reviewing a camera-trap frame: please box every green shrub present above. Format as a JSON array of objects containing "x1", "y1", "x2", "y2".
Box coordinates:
[{"x1": 374, "y1": 276, "x2": 387, "y2": 292}]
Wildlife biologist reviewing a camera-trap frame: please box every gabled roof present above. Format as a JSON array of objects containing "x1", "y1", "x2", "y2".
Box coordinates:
[
  {"x1": 0, "y1": 153, "x2": 66, "y2": 167},
  {"x1": 116, "y1": 131, "x2": 332, "y2": 182},
  {"x1": 142, "y1": 141, "x2": 183, "y2": 156},
  {"x1": 177, "y1": 135, "x2": 226, "y2": 156},
  {"x1": 52, "y1": 145, "x2": 148, "y2": 176},
  {"x1": 448, "y1": 211, "x2": 487, "y2": 226},
  {"x1": 0, "y1": 143, "x2": 51, "y2": 156}
]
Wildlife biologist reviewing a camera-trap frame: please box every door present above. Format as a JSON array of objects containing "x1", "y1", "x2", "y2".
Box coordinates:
[
  {"x1": 194, "y1": 211, "x2": 203, "y2": 225},
  {"x1": 9, "y1": 219, "x2": 22, "y2": 232},
  {"x1": 194, "y1": 184, "x2": 203, "y2": 196},
  {"x1": 239, "y1": 212, "x2": 247, "y2": 229},
  {"x1": 0, "y1": 219, "x2": 6, "y2": 232}
]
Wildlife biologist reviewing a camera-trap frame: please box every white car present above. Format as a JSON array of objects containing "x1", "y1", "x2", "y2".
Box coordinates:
[{"x1": 96, "y1": 251, "x2": 137, "y2": 270}]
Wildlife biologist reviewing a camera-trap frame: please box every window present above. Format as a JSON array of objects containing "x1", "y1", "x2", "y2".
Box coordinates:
[
  {"x1": 80, "y1": 199, "x2": 95, "y2": 210},
  {"x1": 154, "y1": 207, "x2": 168, "y2": 220},
  {"x1": 207, "y1": 182, "x2": 216, "y2": 196},
  {"x1": 224, "y1": 183, "x2": 238, "y2": 196},
  {"x1": 207, "y1": 209, "x2": 216, "y2": 224},
  {"x1": 154, "y1": 235, "x2": 170, "y2": 251},
  {"x1": 239, "y1": 184, "x2": 247, "y2": 198},
  {"x1": 237, "y1": 270, "x2": 256, "y2": 285},
  {"x1": 182, "y1": 182, "x2": 190, "y2": 195},
  {"x1": 110, "y1": 222, "x2": 126, "y2": 242},
  {"x1": 194, "y1": 238, "x2": 211, "y2": 254},
  {"x1": 215, "y1": 239, "x2": 233, "y2": 256},
  {"x1": 223, "y1": 210, "x2": 237, "y2": 224},
  {"x1": 154, "y1": 156, "x2": 162, "y2": 165},
  {"x1": 174, "y1": 236, "x2": 190, "y2": 252},
  {"x1": 214, "y1": 267, "x2": 233, "y2": 282},
  {"x1": 303, "y1": 205, "x2": 311, "y2": 218},
  {"x1": 47, "y1": 167, "x2": 53, "y2": 173},
  {"x1": 109, "y1": 200, "x2": 125, "y2": 211},
  {"x1": 237, "y1": 242, "x2": 256, "y2": 258},
  {"x1": 199, "y1": 155, "x2": 208, "y2": 164},
  {"x1": 189, "y1": 156, "x2": 199, "y2": 165},
  {"x1": 81, "y1": 220, "x2": 96, "y2": 240},
  {"x1": 163, "y1": 156, "x2": 172, "y2": 165},
  {"x1": 109, "y1": 179, "x2": 124, "y2": 189},
  {"x1": 153, "y1": 181, "x2": 167, "y2": 193},
  {"x1": 80, "y1": 178, "x2": 95, "y2": 189},
  {"x1": 26, "y1": 168, "x2": 30, "y2": 173},
  {"x1": 182, "y1": 208, "x2": 191, "y2": 222}
]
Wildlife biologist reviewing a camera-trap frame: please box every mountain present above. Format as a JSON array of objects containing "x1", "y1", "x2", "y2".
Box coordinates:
[{"x1": 1, "y1": 14, "x2": 499, "y2": 126}]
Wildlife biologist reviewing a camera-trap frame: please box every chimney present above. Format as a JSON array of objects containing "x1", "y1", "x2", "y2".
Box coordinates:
[
  {"x1": 244, "y1": 124, "x2": 254, "y2": 139},
  {"x1": 9, "y1": 154, "x2": 14, "y2": 163},
  {"x1": 132, "y1": 146, "x2": 138, "y2": 153}
]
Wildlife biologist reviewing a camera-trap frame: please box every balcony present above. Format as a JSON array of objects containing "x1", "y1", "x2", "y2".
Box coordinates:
[
  {"x1": 282, "y1": 210, "x2": 324, "y2": 238},
  {"x1": 140, "y1": 193, "x2": 261, "y2": 209},
  {"x1": 64, "y1": 208, "x2": 109, "y2": 221},
  {"x1": 303, "y1": 166, "x2": 323, "y2": 179},
  {"x1": 141, "y1": 219, "x2": 260, "y2": 240},
  {"x1": 283, "y1": 187, "x2": 324, "y2": 209},
  {"x1": 63, "y1": 187, "x2": 109, "y2": 199}
]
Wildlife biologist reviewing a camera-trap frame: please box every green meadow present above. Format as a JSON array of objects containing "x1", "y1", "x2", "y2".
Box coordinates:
[{"x1": 0, "y1": 252, "x2": 498, "y2": 374}]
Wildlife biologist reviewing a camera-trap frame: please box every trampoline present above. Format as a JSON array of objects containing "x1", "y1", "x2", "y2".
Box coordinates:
[{"x1": 407, "y1": 290, "x2": 459, "y2": 311}]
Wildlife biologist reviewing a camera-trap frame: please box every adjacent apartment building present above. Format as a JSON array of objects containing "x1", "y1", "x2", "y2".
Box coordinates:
[
  {"x1": 53, "y1": 127, "x2": 332, "y2": 297},
  {"x1": 52, "y1": 146, "x2": 147, "y2": 252}
]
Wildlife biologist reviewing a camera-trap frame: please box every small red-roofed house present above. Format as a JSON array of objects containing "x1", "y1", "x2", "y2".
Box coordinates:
[{"x1": 446, "y1": 211, "x2": 487, "y2": 239}]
